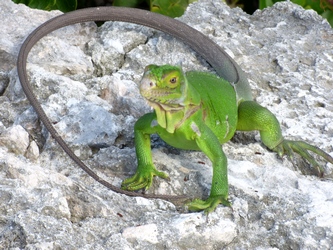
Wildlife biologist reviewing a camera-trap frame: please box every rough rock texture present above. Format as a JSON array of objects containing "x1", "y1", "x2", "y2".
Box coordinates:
[{"x1": 1, "y1": 0, "x2": 333, "y2": 249}]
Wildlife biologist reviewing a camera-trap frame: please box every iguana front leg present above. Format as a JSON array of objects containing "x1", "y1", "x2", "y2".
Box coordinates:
[
  {"x1": 237, "y1": 101, "x2": 333, "y2": 175},
  {"x1": 186, "y1": 122, "x2": 231, "y2": 213},
  {"x1": 121, "y1": 113, "x2": 169, "y2": 191}
]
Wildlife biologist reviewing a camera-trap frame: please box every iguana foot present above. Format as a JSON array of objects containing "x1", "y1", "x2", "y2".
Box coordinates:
[
  {"x1": 121, "y1": 166, "x2": 169, "y2": 191},
  {"x1": 187, "y1": 196, "x2": 231, "y2": 214},
  {"x1": 273, "y1": 140, "x2": 333, "y2": 177}
]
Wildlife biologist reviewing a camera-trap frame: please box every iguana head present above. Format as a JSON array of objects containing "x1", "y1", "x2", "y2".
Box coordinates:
[
  {"x1": 139, "y1": 64, "x2": 187, "y2": 109},
  {"x1": 139, "y1": 65, "x2": 201, "y2": 131}
]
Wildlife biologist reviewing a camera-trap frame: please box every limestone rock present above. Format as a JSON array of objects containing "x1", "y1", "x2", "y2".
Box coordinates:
[
  {"x1": 0, "y1": 125, "x2": 29, "y2": 155},
  {"x1": 0, "y1": 0, "x2": 332, "y2": 248}
]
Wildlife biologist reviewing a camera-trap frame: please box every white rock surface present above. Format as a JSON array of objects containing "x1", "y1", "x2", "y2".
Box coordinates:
[
  {"x1": 0, "y1": 125, "x2": 30, "y2": 155},
  {"x1": 0, "y1": 0, "x2": 333, "y2": 249}
]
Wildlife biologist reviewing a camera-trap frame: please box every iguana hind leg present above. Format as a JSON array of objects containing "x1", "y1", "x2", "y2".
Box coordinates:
[{"x1": 236, "y1": 101, "x2": 333, "y2": 176}]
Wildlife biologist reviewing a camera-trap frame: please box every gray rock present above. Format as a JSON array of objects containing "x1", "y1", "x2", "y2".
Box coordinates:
[
  {"x1": 0, "y1": 0, "x2": 333, "y2": 249},
  {"x1": 0, "y1": 125, "x2": 30, "y2": 155}
]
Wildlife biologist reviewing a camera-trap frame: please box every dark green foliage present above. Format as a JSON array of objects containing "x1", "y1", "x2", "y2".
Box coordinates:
[
  {"x1": 12, "y1": 0, "x2": 195, "y2": 18},
  {"x1": 112, "y1": 0, "x2": 146, "y2": 8},
  {"x1": 149, "y1": 0, "x2": 191, "y2": 18},
  {"x1": 11, "y1": 0, "x2": 333, "y2": 26},
  {"x1": 13, "y1": 0, "x2": 77, "y2": 12},
  {"x1": 113, "y1": 0, "x2": 196, "y2": 18}
]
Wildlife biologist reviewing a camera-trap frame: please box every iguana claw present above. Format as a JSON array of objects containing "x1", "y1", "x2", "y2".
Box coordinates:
[
  {"x1": 273, "y1": 140, "x2": 333, "y2": 177},
  {"x1": 121, "y1": 166, "x2": 169, "y2": 191},
  {"x1": 187, "y1": 196, "x2": 231, "y2": 214}
]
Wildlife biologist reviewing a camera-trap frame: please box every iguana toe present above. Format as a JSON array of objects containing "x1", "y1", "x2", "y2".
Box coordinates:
[
  {"x1": 187, "y1": 196, "x2": 231, "y2": 214},
  {"x1": 121, "y1": 167, "x2": 169, "y2": 191},
  {"x1": 273, "y1": 140, "x2": 333, "y2": 177}
]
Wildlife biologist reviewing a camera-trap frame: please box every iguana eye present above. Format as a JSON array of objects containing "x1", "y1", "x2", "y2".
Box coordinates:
[{"x1": 170, "y1": 77, "x2": 177, "y2": 84}]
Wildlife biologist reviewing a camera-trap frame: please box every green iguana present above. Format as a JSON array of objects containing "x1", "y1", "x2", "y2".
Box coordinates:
[
  {"x1": 121, "y1": 64, "x2": 333, "y2": 213},
  {"x1": 17, "y1": 7, "x2": 333, "y2": 213}
]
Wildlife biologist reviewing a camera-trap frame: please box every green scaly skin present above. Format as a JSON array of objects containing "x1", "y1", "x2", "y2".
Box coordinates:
[{"x1": 121, "y1": 64, "x2": 333, "y2": 213}]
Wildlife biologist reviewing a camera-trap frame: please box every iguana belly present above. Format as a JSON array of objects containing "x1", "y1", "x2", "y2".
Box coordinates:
[{"x1": 157, "y1": 106, "x2": 237, "y2": 151}]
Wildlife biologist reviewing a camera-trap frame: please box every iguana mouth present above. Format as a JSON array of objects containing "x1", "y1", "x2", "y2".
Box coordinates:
[
  {"x1": 142, "y1": 89, "x2": 185, "y2": 106},
  {"x1": 141, "y1": 90, "x2": 173, "y2": 101},
  {"x1": 145, "y1": 98, "x2": 184, "y2": 112}
]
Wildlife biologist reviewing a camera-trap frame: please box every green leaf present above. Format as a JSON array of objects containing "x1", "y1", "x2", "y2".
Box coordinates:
[
  {"x1": 112, "y1": 0, "x2": 144, "y2": 8},
  {"x1": 13, "y1": 0, "x2": 54, "y2": 10},
  {"x1": 12, "y1": 0, "x2": 77, "y2": 12},
  {"x1": 321, "y1": 9, "x2": 333, "y2": 26},
  {"x1": 12, "y1": 0, "x2": 29, "y2": 5},
  {"x1": 292, "y1": 0, "x2": 306, "y2": 7},
  {"x1": 56, "y1": 0, "x2": 77, "y2": 12},
  {"x1": 150, "y1": 0, "x2": 192, "y2": 18},
  {"x1": 259, "y1": 0, "x2": 277, "y2": 9},
  {"x1": 305, "y1": 0, "x2": 324, "y2": 13},
  {"x1": 33, "y1": 0, "x2": 55, "y2": 10}
]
